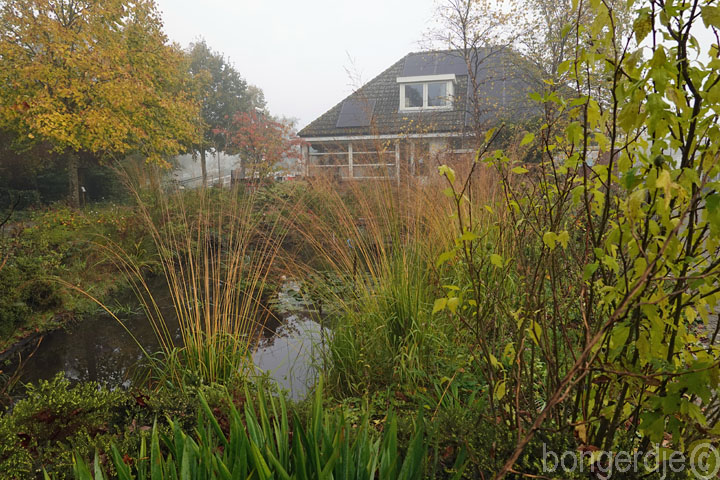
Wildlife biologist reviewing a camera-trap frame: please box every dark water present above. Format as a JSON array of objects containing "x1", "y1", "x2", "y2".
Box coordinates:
[{"x1": 6, "y1": 281, "x2": 327, "y2": 400}]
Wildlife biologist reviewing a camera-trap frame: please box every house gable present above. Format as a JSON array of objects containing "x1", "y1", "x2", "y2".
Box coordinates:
[{"x1": 298, "y1": 50, "x2": 537, "y2": 140}]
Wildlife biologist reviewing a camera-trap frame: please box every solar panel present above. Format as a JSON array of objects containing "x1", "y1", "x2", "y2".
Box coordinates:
[
  {"x1": 402, "y1": 52, "x2": 468, "y2": 77},
  {"x1": 402, "y1": 53, "x2": 437, "y2": 76},
  {"x1": 336, "y1": 98, "x2": 376, "y2": 128},
  {"x1": 464, "y1": 56, "x2": 540, "y2": 125}
]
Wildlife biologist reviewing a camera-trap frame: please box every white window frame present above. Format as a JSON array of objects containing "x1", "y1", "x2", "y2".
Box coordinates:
[{"x1": 397, "y1": 74, "x2": 455, "y2": 112}]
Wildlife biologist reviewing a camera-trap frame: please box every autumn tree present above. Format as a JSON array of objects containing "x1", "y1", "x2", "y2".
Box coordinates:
[
  {"x1": 0, "y1": 0, "x2": 199, "y2": 207},
  {"x1": 222, "y1": 111, "x2": 304, "y2": 180},
  {"x1": 187, "y1": 40, "x2": 261, "y2": 187}
]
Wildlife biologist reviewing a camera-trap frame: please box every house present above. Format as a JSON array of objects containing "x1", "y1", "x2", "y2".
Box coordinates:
[{"x1": 298, "y1": 49, "x2": 536, "y2": 181}]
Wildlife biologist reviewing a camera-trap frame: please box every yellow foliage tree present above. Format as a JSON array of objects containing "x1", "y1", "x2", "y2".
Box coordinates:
[{"x1": 0, "y1": 0, "x2": 200, "y2": 206}]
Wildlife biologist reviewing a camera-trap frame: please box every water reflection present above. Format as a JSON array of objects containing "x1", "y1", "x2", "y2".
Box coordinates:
[
  {"x1": 253, "y1": 315, "x2": 329, "y2": 400},
  {"x1": 7, "y1": 281, "x2": 326, "y2": 400}
]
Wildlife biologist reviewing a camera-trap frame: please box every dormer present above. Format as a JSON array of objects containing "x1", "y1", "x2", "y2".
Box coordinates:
[{"x1": 396, "y1": 74, "x2": 456, "y2": 112}]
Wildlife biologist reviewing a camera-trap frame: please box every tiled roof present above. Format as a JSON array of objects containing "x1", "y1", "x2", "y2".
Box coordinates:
[{"x1": 298, "y1": 50, "x2": 535, "y2": 139}]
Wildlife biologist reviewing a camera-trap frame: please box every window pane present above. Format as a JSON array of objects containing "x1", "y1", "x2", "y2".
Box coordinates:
[
  {"x1": 428, "y1": 82, "x2": 448, "y2": 107},
  {"x1": 404, "y1": 84, "x2": 423, "y2": 108}
]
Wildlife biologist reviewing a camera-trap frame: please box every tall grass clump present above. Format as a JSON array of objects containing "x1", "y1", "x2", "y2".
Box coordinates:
[
  {"x1": 289, "y1": 169, "x2": 502, "y2": 396},
  {"x1": 93, "y1": 169, "x2": 293, "y2": 387}
]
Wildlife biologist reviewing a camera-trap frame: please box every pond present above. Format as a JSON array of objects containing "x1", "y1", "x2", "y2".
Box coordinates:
[{"x1": 5, "y1": 280, "x2": 328, "y2": 400}]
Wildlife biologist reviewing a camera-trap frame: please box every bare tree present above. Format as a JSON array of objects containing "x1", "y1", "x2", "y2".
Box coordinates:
[{"x1": 427, "y1": 0, "x2": 527, "y2": 141}]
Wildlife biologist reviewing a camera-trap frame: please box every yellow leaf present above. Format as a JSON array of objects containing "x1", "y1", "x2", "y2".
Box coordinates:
[
  {"x1": 575, "y1": 424, "x2": 588, "y2": 443},
  {"x1": 503, "y1": 343, "x2": 516, "y2": 363},
  {"x1": 557, "y1": 231, "x2": 570, "y2": 249},
  {"x1": 447, "y1": 297, "x2": 460, "y2": 314},
  {"x1": 520, "y1": 132, "x2": 535, "y2": 146},
  {"x1": 543, "y1": 232, "x2": 557, "y2": 250},
  {"x1": 494, "y1": 380, "x2": 507, "y2": 400}
]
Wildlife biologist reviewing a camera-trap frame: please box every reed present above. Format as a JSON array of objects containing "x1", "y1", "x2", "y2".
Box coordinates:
[{"x1": 86, "y1": 171, "x2": 294, "y2": 387}]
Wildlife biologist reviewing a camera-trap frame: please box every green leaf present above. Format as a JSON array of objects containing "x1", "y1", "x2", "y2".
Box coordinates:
[
  {"x1": 438, "y1": 164, "x2": 456, "y2": 183},
  {"x1": 701, "y1": 5, "x2": 720, "y2": 28},
  {"x1": 511, "y1": 166, "x2": 529, "y2": 174},
  {"x1": 459, "y1": 231, "x2": 478, "y2": 242},
  {"x1": 707, "y1": 193, "x2": 720, "y2": 235},
  {"x1": 528, "y1": 321, "x2": 543, "y2": 345},
  {"x1": 436, "y1": 249, "x2": 455, "y2": 267},
  {"x1": 583, "y1": 262, "x2": 599, "y2": 281},
  {"x1": 565, "y1": 122, "x2": 583, "y2": 144},
  {"x1": 198, "y1": 393, "x2": 229, "y2": 448},
  {"x1": 639, "y1": 412, "x2": 665, "y2": 442},
  {"x1": 633, "y1": 9, "x2": 652, "y2": 43},
  {"x1": 490, "y1": 253, "x2": 503, "y2": 267},
  {"x1": 560, "y1": 22, "x2": 573, "y2": 39},
  {"x1": 520, "y1": 132, "x2": 535, "y2": 146},
  {"x1": 557, "y1": 59, "x2": 571, "y2": 75}
]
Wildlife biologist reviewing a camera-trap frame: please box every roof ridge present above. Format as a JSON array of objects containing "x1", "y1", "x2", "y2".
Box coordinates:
[{"x1": 407, "y1": 48, "x2": 461, "y2": 55}]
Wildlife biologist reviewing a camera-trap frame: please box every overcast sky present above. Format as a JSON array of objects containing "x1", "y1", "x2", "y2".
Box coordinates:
[{"x1": 154, "y1": 0, "x2": 439, "y2": 129}]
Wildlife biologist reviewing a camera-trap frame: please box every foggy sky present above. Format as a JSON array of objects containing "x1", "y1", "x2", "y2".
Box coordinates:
[
  {"x1": 154, "y1": 1, "x2": 719, "y2": 129},
  {"x1": 154, "y1": 0, "x2": 438, "y2": 128}
]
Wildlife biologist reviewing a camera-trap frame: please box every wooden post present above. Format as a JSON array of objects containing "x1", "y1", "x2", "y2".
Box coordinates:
[
  {"x1": 395, "y1": 141, "x2": 400, "y2": 184},
  {"x1": 348, "y1": 142, "x2": 354, "y2": 179},
  {"x1": 302, "y1": 144, "x2": 309, "y2": 177},
  {"x1": 410, "y1": 141, "x2": 416, "y2": 176}
]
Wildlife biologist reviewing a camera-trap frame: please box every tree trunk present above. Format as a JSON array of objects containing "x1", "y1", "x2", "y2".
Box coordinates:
[
  {"x1": 68, "y1": 153, "x2": 80, "y2": 208},
  {"x1": 200, "y1": 148, "x2": 208, "y2": 188}
]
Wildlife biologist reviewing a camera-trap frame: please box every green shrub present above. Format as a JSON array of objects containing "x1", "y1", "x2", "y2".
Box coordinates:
[
  {"x1": 0, "y1": 374, "x2": 201, "y2": 479},
  {"x1": 0, "y1": 374, "x2": 126, "y2": 478},
  {"x1": 0, "y1": 263, "x2": 31, "y2": 338},
  {"x1": 22, "y1": 279, "x2": 63, "y2": 311}
]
